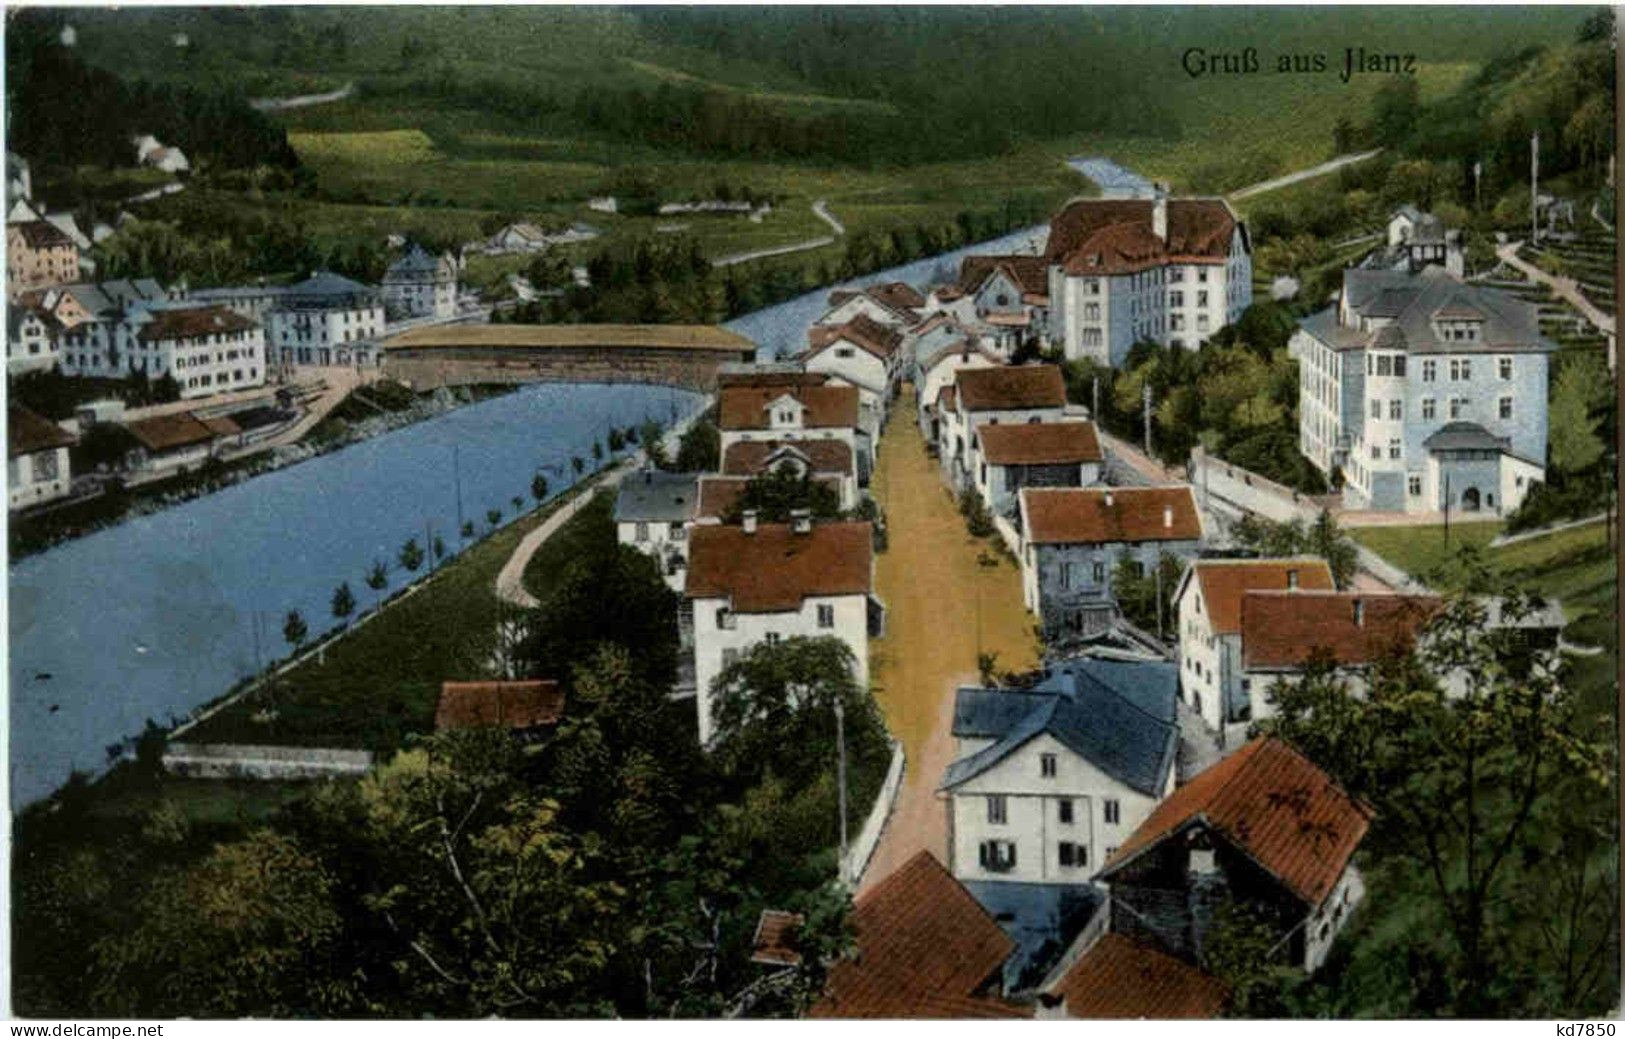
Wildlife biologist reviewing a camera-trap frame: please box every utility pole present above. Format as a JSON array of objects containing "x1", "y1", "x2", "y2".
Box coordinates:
[
  {"x1": 1443, "y1": 472, "x2": 1451, "y2": 552},
  {"x1": 1142, "y1": 382, "x2": 1153, "y2": 458},
  {"x1": 835, "y1": 695, "x2": 849, "y2": 884},
  {"x1": 1473, "y1": 160, "x2": 1483, "y2": 213},
  {"x1": 1154, "y1": 561, "x2": 1164, "y2": 642},
  {"x1": 1531, "y1": 130, "x2": 1540, "y2": 245},
  {"x1": 452, "y1": 443, "x2": 465, "y2": 539},
  {"x1": 1092, "y1": 375, "x2": 1100, "y2": 421}
]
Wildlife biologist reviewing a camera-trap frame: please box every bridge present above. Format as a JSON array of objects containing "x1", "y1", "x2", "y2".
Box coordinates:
[{"x1": 379, "y1": 323, "x2": 759, "y2": 393}]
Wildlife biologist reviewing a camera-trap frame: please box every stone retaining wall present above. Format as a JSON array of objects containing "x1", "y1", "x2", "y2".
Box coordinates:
[
  {"x1": 842, "y1": 740, "x2": 906, "y2": 889},
  {"x1": 163, "y1": 742, "x2": 374, "y2": 780}
]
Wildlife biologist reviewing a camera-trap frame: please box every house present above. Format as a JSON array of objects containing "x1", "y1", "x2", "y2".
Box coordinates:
[
  {"x1": 8, "y1": 406, "x2": 75, "y2": 511},
  {"x1": 940, "y1": 364, "x2": 1069, "y2": 491},
  {"x1": 121, "y1": 410, "x2": 240, "y2": 476},
  {"x1": 382, "y1": 242, "x2": 458, "y2": 319},
  {"x1": 122, "y1": 305, "x2": 265, "y2": 399},
  {"x1": 133, "y1": 134, "x2": 190, "y2": 174},
  {"x1": 7, "y1": 220, "x2": 79, "y2": 294},
  {"x1": 942, "y1": 656, "x2": 1179, "y2": 888},
  {"x1": 720, "y1": 439, "x2": 858, "y2": 510},
  {"x1": 957, "y1": 254, "x2": 1052, "y2": 350},
  {"x1": 973, "y1": 420, "x2": 1104, "y2": 519},
  {"x1": 1290, "y1": 267, "x2": 1553, "y2": 516},
  {"x1": 435, "y1": 680, "x2": 565, "y2": 735},
  {"x1": 816, "y1": 282, "x2": 925, "y2": 329},
  {"x1": 693, "y1": 473, "x2": 846, "y2": 525},
  {"x1": 1017, "y1": 485, "x2": 1203, "y2": 640},
  {"x1": 917, "y1": 282, "x2": 980, "y2": 326},
  {"x1": 8, "y1": 151, "x2": 31, "y2": 202},
  {"x1": 715, "y1": 382, "x2": 863, "y2": 476},
  {"x1": 913, "y1": 332, "x2": 1002, "y2": 446},
  {"x1": 810, "y1": 850, "x2": 1030, "y2": 1019},
  {"x1": 1239, "y1": 590, "x2": 1442, "y2": 722},
  {"x1": 264, "y1": 271, "x2": 386, "y2": 368},
  {"x1": 801, "y1": 314, "x2": 902, "y2": 430},
  {"x1": 1172, "y1": 558, "x2": 1336, "y2": 736},
  {"x1": 587, "y1": 196, "x2": 618, "y2": 214},
  {"x1": 613, "y1": 469, "x2": 700, "y2": 592},
  {"x1": 1042, "y1": 932, "x2": 1228, "y2": 1019},
  {"x1": 487, "y1": 222, "x2": 551, "y2": 253},
  {"x1": 1044, "y1": 190, "x2": 1252, "y2": 362},
  {"x1": 749, "y1": 910, "x2": 804, "y2": 967},
  {"x1": 7, "y1": 304, "x2": 62, "y2": 374},
  {"x1": 1096, "y1": 737, "x2": 1372, "y2": 974},
  {"x1": 684, "y1": 515, "x2": 877, "y2": 744},
  {"x1": 1376, "y1": 205, "x2": 1464, "y2": 276}
]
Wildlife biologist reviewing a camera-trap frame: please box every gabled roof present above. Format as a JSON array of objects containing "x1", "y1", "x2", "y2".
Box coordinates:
[
  {"x1": 1021, "y1": 486, "x2": 1202, "y2": 545},
  {"x1": 135, "y1": 305, "x2": 257, "y2": 343},
  {"x1": 721, "y1": 438, "x2": 854, "y2": 477},
  {"x1": 1099, "y1": 737, "x2": 1372, "y2": 906},
  {"x1": 1332, "y1": 268, "x2": 1551, "y2": 354},
  {"x1": 1240, "y1": 590, "x2": 1442, "y2": 671},
  {"x1": 943, "y1": 657, "x2": 1179, "y2": 797},
  {"x1": 613, "y1": 470, "x2": 699, "y2": 524},
  {"x1": 978, "y1": 421, "x2": 1102, "y2": 466},
  {"x1": 958, "y1": 254, "x2": 1050, "y2": 296},
  {"x1": 717, "y1": 384, "x2": 859, "y2": 431},
  {"x1": 1423, "y1": 420, "x2": 1509, "y2": 453},
  {"x1": 124, "y1": 411, "x2": 237, "y2": 452},
  {"x1": 435, "y1": 680, "x2": 564, "y2": 730},
  {"x1": 955, "y1": 365, "x2": 1066, "y2": 411},
  {"x1": 386, "y1": 242, "x2": 447, "y2": 276},
  {"x1": 1180, "y1": 558, "x2": 1336, "y2": 636},
  {"x1": 919, "y1": 339, "x2": 1002, "y2": 375},
  {"x1": 10, "y1": 219, "x2": 74, "y2": 249},
  {"x1": 685, "y1": 521, "x2": 872, "y2": 611},
  {"x1": 1045, "y1": 198, "x2": 1239, "y2": 273},
  {"x1": 807, "y1": 312, "x2": 903, "y2": 362},
  {"x1": 867, "y1": 280, "x2": 927, "y2": 314},
  {"x1": 810, "y1": 851, "x2": 1026, "y2": 1019},
  {"x1": 285, "y1": 270, "x2": 378, "y2": 303},
  {"x1": 1050, "y1": 933, "x2": 1228, "y2": 1019},
  {"x1": 8, "y1": 406, "x2": 74, "y2": 457}
]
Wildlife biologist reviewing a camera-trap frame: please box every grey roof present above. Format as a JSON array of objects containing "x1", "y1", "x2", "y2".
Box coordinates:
[
  {"x1": 613, "y1": 470, "x2": 699, "y2": 523},
  {"x1": 963, "y1": 880, "x2": 1105, "y2": 993},
  {"x1": 1423, "y1": 421, "x2": 1509, "y2": 453},
  {"x1": 284, "y1": 271, "x2": 379, "y2": 308},
  {"x1": 387, "y1": 243, "x2": 444, "y2": 275},
  {"x1": 942, "y1": 657, "x2": 1179, "y2": 796},
  {"x1": 1300, "y1": 268, "x2": 1554, "y2": 356}
]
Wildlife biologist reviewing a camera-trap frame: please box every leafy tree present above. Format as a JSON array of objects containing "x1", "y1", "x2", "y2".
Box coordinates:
[
  {"x1": 674, "y1": 418, "x2": 720, "y2": 472},
  {"x1": 1111, "y1": 551, "x2": 1185, "y2": 638},
  {"x1": 638, "y1": 420, "x2": 669, "y2": 470},
  {"x1": 282, "y1": 609, "x2": 308, "y2": 649},
  {"x1": 398, "y1": 538, "x2": 425, "y2": 573},
  {"x1": 571, "y1": 456, "x2": 585, "y2": 477},
  {"x1": 366, "y1": 560, "x2": 389, "y2": 591},
  {"x1": 330, "y1": 582, "x2": 355, "y2": 623},
  {"x1": 460, "y1": 520, "x2": 476, "y2": 540},
  {"x1": 607, "y1": 427, "x2": 625, "y2": 453},
  {"x1": 486, "y1": 508, "x2": 503, "y2": 529},
  {"x1": 432, "y1": 534, "x2": 447, "y2": 561},
  {"x1": 1230, "y1": 510, "x2": 1357, "y2": 588},
  {"x1": 592, "y1": 440, "x2": 604, "y2": 464},
  {"x1": 957, "y1": 487, "x2": 995, "y2": 537},
  {"x1": 524, "y1": 543, "x2": 681, "y2": 691},
  {"x1": 531, "y1": 472, "x2": 550, "y2": 504},
  {"x1": 724, "y1": 468, "x2": 842, "y2": 524},
  {"x1": 1548, "y1": 353, "x2": 1608, "y2": 477}
]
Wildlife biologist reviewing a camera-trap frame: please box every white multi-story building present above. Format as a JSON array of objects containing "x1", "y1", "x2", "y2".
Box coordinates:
[
  {"x1": 815, "y1": 282, "x2": 924, "y2": 329},
  {"x1": 940, "y1": 364, "x2": 1069, "y2": 492},
  {"x1": 382, "y1": 243, "x2": 458, "y2": 319},
  {"x1": 265, "y1": 271, "x2": 386, "y2": 368},
  {"x1": 802, "y1": 314, "x2": 902, "y2": 432},
  {"x1": 613, "y1": 469, "x2": 700, "y2": 593},
  {"x1": 1044, "y1": 191, "x2": 1252, "y2": 364},
  {"x1": 717, "y1": 381, "x2": 862, "y2": 470},
  {"x1": 58, "y1": 302, "x2": 265, "y2": 400},
  {"x1": 941, "y1": 656, "x2": 1179, "y2": 885},
  {"x1": 684, "y1": 515, "x2": 878, "y2": 744},
  {"x1": 8, "y1": 405, "x2": 74, "y2": 511}
]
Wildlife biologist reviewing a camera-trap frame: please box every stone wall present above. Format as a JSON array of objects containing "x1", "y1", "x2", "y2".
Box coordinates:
[
  {"x1": 844, "y1": 739, "x2": 906, "y2": 890},
  {"x1": 163, "y1": 742, "x2": 375, "y2": 780}
]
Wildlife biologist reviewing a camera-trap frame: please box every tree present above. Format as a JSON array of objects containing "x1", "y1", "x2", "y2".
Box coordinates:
[
  {"x1": 432, "y1": 534, "x2": 447, "y2": 561},
  {"x1": 571, "y1": 456, "x2": 585, "y2": 477},
  {"x1": 724, "y1": 468, "x2": 842, "y2": 524},
  {"x1": 1111, "y1": 552, "x2": 1185, "y2": 637},
  {"x1": 366, "y1": 560, "x2": 389, "y2": 591},
  {"x1": 638, "y1": 420, "x2": 669, "y2": 469},
  {"x1": 1372, "y1": 76, "x2": 1421, "y2": 146},
  {"x1": 282, "y1": 609, "x2": 308, "y2": 650},
  {"x1": 486, "y1": 508, "x2": 503, "y2": 530},
  {"x1": 674, "y1": 418, "x2": 720, "y2": 472},
  {"x1": 398, "y1": 538, "x2": 425, "y2": 573},
  {"x1": 1230, "y1": 510, "x2": 1357, "y2": 588},
  {"x1": 1255, "y1": 565, "x2": 1610, "y2": 1012},
  {"x1": 531, "y1": 472, "x2": 550, "y2": 504},
  {"x1": 1548, "y1": 353, "x2": 1608, "y2": 477},
  {"x1": 524, "y1": 543, "x2": 681, "y2": 691},
  {"x1": 592, "y1": 440, "x2": 604, "y2": 465},
  {"x1": 460, "y1": 520, "x2": 475, "y2": 540},
  {"x1": 330, "y1": 582, "x2": 355, "y2": 623}
]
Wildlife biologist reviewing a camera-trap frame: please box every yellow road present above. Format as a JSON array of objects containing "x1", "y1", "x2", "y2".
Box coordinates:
[{"x1": 860, "y1": 386, "x2": 1040, "y2": 892}]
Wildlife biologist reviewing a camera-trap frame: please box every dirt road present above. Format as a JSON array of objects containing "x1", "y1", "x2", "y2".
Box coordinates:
[
  {"x1": 858, "y1": 389, "x2": 1040, "y2": 892},
  {"x1": 1228, "y1": 149, "x2": 1384, "y2": 201}
]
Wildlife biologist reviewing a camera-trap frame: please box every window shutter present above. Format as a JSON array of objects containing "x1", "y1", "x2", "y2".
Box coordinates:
[{"x1": 978, "y1": 842, "x2": 990, "y2": 868}]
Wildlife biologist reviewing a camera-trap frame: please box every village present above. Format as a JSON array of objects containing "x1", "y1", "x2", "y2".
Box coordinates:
[{"x1": 5, "y1": 7, "x2": 1618, "y2": 1023}]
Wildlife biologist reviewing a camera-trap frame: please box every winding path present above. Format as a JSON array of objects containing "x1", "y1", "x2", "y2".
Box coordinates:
[
  {"x1": 711, "y1": 199, "x2": 844, "y2": 268},
  {"x1": 250, "y1": 82, "x2": 356, "y2": 112},
  {"x1": 1495, "y1": 239, "x2": 1616, "y2": 341},
  {"x1": 1228, "y1": 148, "x2": 1384, "y2": 201}
]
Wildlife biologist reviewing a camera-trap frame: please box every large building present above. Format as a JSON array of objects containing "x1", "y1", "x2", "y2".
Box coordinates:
[
  {"x1": 381, "y1": 243, "x2": 459, "y2": 320},
  {"x1": 266, "y1": 271, "x2": 386, "y2": 368},
  {"x1": 1042, "y1": 192, "x2": 1251, "y2": 364},
  {"x1": 58, "y1": 303, "x2": 265, "y2": 400},
  {"x1": 8, "y1": 405, "x2": 75, "y2": 511},
  {"x1": 7, "y1": 220, "x2": 79, "y2": 294},
  {"x1": 1291, "y1": 267, "x2": 1553, "y2": 515}
]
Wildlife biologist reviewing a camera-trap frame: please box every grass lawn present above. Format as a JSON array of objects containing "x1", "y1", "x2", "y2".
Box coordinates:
[
  {"x1": 185, "y1": 476, "x2": 614, "y2": 750},
  {"x1": 1348, "y1": 520, "x2": 1506, "y2": 579}
]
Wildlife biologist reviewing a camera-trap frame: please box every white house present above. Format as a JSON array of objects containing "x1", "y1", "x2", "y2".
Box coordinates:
[
  {"x1": 264, "y1": 271, "x2": 386, "y2": 368},
  {"x1": 8, "y1": 405, "x2": 75, "y2": 510},
  {"x1": 121, "y1": 410, "x2": 241, "y2": 477},
  {"x1": 716, "y1": 382, "x2": 861, "y2": 461},
  {"x1": 720, "y1": 438, "x2": 858, "y2": 510},
  {"x1": 941, "y1": 656, "x2": 1180, "y2": 886},
  {"x1": 971, "y1": 420, "x2": 1104, "y2": 520},
  {"x1": 1380, "y1": 205, "x2": 1463, "y2": 277},
  {"x1": 8, "y1": 304, "x2": 62, "y2": 374},
  {"x1": 914, "y1": 333, "x2": 1001, "y2": 445},
  {"x1": 815, "y1": 282, "x2": 924, "y2": 329},
  {"x1": 1045, "y1": 191, "x2": 1252, "y2": 363},
  {"x1": 382, "y1": 243, "x2": 458, "y2": 319},
  {"x1": 613, "y1": 469, "x2": 700, "y2": 593},
  {"x1": 1096, "y1": 737, "x2": 1372, "y2": 974},
  {"x1": 684, "y1": 515, "x2": 877, "y2": 744},
  {"x1": 56, "y1": 303, "x2": 264, "y2": 399},
  {"x1": 956, "y1": 254, "x2": 1051, "y2": 350},
  {"x1": 941, "y1": 364, "x2": 1069, "y2": 492},
  {"x1": 1172, "y1": 558, "x2": 1335, "y2": 738},
  {"x1": 801, "y1": 314, "x2": 902, "y2": 430}
]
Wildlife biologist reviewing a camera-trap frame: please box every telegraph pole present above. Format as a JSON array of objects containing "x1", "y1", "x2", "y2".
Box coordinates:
[
  {"x1": 1142, "y1": 382, "x2": 1153, "y2": 457},
  {"x1": 452, "y1": 443, "x2": 465, "y2": 540},
  {"x1": 1092, "y1": 375, "x2": 1100, "y2": 421},
  {"x1": 835, "y1": 695, "x2": 849, "y2": 884},
  {"x1": 1531, "y1": 130, "x2": 1540, "y2": 245},
  {"x1": 1443, "y1": 472, "x2": 1451, "y2": 552}
]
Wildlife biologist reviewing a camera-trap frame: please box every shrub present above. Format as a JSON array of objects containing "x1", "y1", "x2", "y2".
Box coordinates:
[{"x1": 958, "y1": 488, "x2": 995, "y2": 538}]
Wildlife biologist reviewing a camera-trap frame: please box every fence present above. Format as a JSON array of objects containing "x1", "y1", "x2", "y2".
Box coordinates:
[
  {"x1": 841, "y1": 740, "x2": 906, "y2": 889},
  {"x1": 163, "y1": 742, "x2": 374, "y2": 780}
]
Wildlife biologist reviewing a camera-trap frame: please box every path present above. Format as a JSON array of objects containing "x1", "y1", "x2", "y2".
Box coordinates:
[
  {"x1": 712, "y1": 200, "x2": 843, "y2": 268},
  {"x1": 857, "y1": 387, "x2": 1040, "y2": 893},
  {"x1": 1496, "y1": 240, "x2": 1616, "y2": 339},
  {"x1": 1228, "y1": 149, "x2": 1384, "y2": 201},
  {"x1": 250, "y1": 82, "x2": 355, "y2": 112}
]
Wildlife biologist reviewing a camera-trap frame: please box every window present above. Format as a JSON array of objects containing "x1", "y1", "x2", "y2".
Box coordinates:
[
  {"x1": 1058, "y1": 799, "x2": 1074, "y2": 824},
  {"x1": 1040, "y1": 753, "x2": 1057, "y2": 778},
  {"x1": 763, "y1": 632, "x2": 781, "y2": 647},
  {"x1": 1371, "y1": 445, "x2": 1380, "y2": 460},
  {"x1": 1197, "y1": 291, "x2": 1209, "y2": 308},
  {"x1": 1092, "y1": 561, "x2": 1105, "y2": 583},
  {"x1": 1394, "y1": 355, "x2": 1407, "y2": 377},
  {"x1": 1450, "y1": 398, "x2": 1465, "y2": 420},
  {"x1": 31, "y1": 452, "x2": 58, "y2": 481},
  {"x1": 1388, "y1": 438, "x2": 1401, "y2": 460},
  {"x1": 978, "y1": 840, "x2": 1017, "y2": 872},
  {"x1": 721, "y1": 648, "x2": 739, "y2": 669},
  {"x1": 817, "y1": 604, "x2": 835, "y2": 629},
  {"x1": 1104, "y1": 799, "x2": 1120, "y2": 825},
  {"x1": 1058, "y1": 842, "x2": 1088, "y2": 868},
  {"x1": 1422, "y1": 359, "x2": 1436, "y2": 382},
  {"x1": 1170, "y1": 291, "x2": 1185, "y2": 308},
  {"x1": 1198, "y1": 270, "x2": 1209, "y2": 284},
  {"x1": 1422, "y1": 397, "x2": 1436, "y2": 420},
  {"x1": 1376, "y1": 355, "x2": 1392, "y2": 376},
  {"x1": 634, "y1": 521, "x2": 649, "y2": 542},
  {"x1": 1370, "y1": 400, "x2": 1381, "y2": 420},
  {"x1": 1499, "y1": 357, "x2": 1513, "y2": 380},
  {"x1": 1499, "y1": 397, "x2": 1513, "y2": 420},
  {"x1": 715, "y1": 608, "x2": 736, "y2": 630},
  {"x1": 836, "y1": 347, "x2": 854, "y2": 358},
  {"x1": 1408, "y1": 475, "x2": 1422, "y2": 496},
  {"x1": 1061, "y1": 562, "x2": 1075, "y2": 589},
  {"x1": 1389, "y1": 399, "x2": 1402, "y2": 420},
  {"x1": 986, "y1": 795, "x2": 1008, "y2": 825}
]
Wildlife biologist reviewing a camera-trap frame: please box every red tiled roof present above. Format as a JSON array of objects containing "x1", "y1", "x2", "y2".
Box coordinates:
[
  {"x1": 1188, "y1": 559, "x2": 1336, "y2": 636},
  {"x1": 716, "y1": 369, "x2": 828, "y2": 389},
  {"x1": 8, "y1": 406, "x2": 75, "y2": 457},
  {"x1": 1045, "y1": 198, "x2": 1238, "y2": 272},
  {"x1": 136, "y1": 305, "x2": 257, "y2": 343},
  {"x1": 978, "y1": 420, "x2": 1102, "y2": 466},
  {"x1": 717, "y1": 384, "x2": 859, "y2": 431},
  {"x1": 807, "y1": 313, "x2": 903, "y2": 362},
  {"x1": 958, "y1": 254, "x2": 1050, "y2": 296},
  {"x1": 920, "y1": 340, "x2": 1001, "y2": 375},
  {"x1": 10, "y1": 220, "x2": 75, "y2": 250},
  {"x1": 435, "y1": 680, "x2": 565, "y2": 731},
  {"x1": 955, "y1": 365, "x2": 1066, "y2": 411},
  {"x1": 1241, "y1": 590, "x2": 1442, "y2": 670},
  {"x1": 1102, "y1": 737, "x2": 1372, "y2": 906},
  {"x1": 867, "y1": 281, "x2": 926, "y2": 314},
  {"x1": 1021, "y1": 486, "x2": 1201, "y2": 545},
  {"x1": 811, "y1": 851, "x2": 1025, "y2": 1019},
  {"x1": 722, "y1": 438, "x2": 854, "y2": 477},
  {"x1": 751, "y1": 910, "x2": 804, "y2": 967},
  {"x1": 685, "y1": 521, "x2": 872, "y2": 612},
  {"x1": 1052, "y1": 934, "x2": 1228, "y2": 1019},
  {"x1": 124, "y1": 411, "x2": 235, "y2": 453}
]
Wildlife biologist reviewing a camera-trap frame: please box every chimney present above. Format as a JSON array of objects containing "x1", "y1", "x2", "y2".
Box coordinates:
[
  {"x1": 1286, "y1": 568, "x2": 1299, "y2": 590},
  {"x1": 1353, "y1": 598, "x2": 1365, "y2": 626},
  {"x1": 1103, "y1": 490, "x2": 1114, "y2": 508},
  {"x1": 742, "y1": 509, "x2": 758, "y2": 534},
  {"x1": 1152, "y1": 182, "x2": 1169, "y2": 243},
  {"x1": 790, "y1": 508, "x2": 812, "y2": 534},
  {"x1": 1163, "y1": 504, "x2": 1174, "y2": 529}
]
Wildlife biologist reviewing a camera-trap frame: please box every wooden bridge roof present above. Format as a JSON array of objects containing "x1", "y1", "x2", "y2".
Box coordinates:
[{"x1": 380, "y1": 323, "x2": 757, "y2": 354}]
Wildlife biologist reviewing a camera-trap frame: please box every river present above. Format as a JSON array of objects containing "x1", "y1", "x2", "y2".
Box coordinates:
[{"x1": 8, "y1": 223, "x2": 1054, "y2": 808}]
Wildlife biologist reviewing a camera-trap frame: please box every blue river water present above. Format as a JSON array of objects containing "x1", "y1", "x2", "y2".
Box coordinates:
[{"x1": 8, "y1": 223, "x2": 1051, "y2": 808}]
